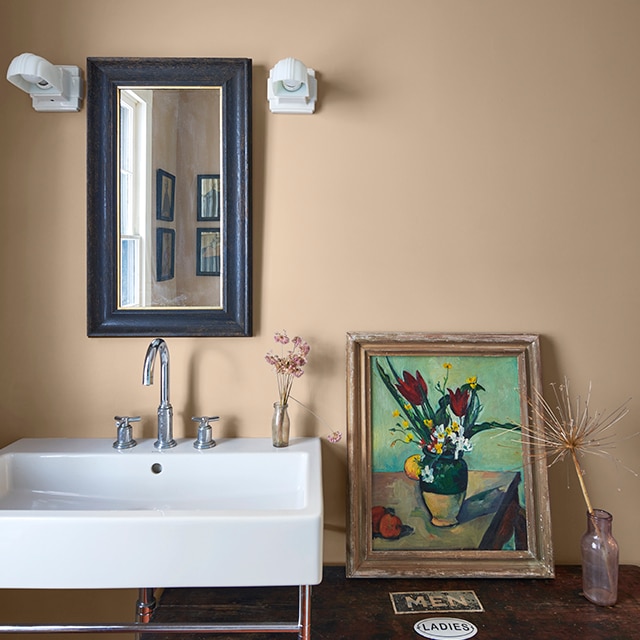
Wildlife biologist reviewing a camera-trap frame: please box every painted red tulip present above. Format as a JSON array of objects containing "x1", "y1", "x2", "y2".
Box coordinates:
[
  {"x1": 396, "y1": 371, "x2": 428, "y2": 405},
  {"x1": 448, "y1": 387, "x2": 470, "y2": 417}
]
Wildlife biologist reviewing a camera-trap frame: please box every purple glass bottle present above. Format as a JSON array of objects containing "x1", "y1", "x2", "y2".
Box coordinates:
[{"x1": 580, "y1": 509, "x2": 619, "y2": 606}]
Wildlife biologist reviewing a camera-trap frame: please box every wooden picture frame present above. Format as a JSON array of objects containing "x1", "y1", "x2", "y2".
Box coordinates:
[{"x1": 346, "y1": 332, "x2": 554, "y2": 579}]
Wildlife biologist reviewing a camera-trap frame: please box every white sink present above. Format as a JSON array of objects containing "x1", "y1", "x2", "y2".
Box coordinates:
[{"x1": 0, "y1": 437, "x2": 323, "y2": 589}]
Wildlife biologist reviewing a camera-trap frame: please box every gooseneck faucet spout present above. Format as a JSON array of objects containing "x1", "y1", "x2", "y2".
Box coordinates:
[{"x1": 142, "y1": 338, "x2": 176, "y2": 450}]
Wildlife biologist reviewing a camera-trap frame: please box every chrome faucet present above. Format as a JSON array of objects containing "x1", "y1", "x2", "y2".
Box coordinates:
[{"x1": 142, "y1": 338, "x2": 176, "y2": 450}]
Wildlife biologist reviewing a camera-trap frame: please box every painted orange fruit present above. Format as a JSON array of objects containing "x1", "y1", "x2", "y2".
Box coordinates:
[
  {"x1": 379, "y1": 512, "x2": 403, "y2": 539},
  {"x1": 403, "y1": 454, "x2": 421, "y2": 480}
]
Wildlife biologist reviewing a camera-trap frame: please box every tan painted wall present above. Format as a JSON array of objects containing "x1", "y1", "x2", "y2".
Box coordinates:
[{"x1": 0, "y1": 0, "x2": 639, "y2": 629}]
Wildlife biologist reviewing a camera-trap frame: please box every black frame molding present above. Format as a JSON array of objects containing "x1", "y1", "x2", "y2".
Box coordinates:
[{"x1": 87, "y1": 57, "x2": 252, "y2": 337}]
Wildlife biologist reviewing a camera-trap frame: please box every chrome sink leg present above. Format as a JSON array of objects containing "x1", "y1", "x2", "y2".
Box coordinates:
[
  {"x1": 136, "y1": 588, "x2": 156, "y2": 623},
  {"x1": 298, "y1": 585, "x2": 311, "y2": 640},
  {"x1": 136, "y1": 587, "x2": 156, "y2": 640}
]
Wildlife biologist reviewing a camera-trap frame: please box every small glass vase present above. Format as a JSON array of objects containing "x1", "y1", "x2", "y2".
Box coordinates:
[
  {"x1": 271, "y1": 402, "x2": 290, "y2": 448},
  {"x1": 580, "y1": 509, "x2": 619, "y2": 606}
]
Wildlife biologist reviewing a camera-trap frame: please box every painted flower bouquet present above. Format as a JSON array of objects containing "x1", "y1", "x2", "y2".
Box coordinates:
[
  {"x1": 377, "y1": 359, "x2": 517, "y2": 463},
  {"x1": 376, "y1": 358, "x2": 517, "y2": 526}
]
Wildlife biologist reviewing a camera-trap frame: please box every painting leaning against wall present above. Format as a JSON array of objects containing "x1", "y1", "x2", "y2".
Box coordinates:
[
  {"x1": 372, "y1": 354, "x2": 523, "y2": 550},
  {"x1": 346, "y1": 333, "x2": 554, "y2": 579}
]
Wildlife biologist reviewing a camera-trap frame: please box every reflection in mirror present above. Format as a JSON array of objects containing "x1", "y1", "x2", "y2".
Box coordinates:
[
  {"x1": 87, "y1": 58, "x2": 251, "y2": 337},
  {"x1": 118, "y1": 87, "x2": 222, "y2": 309}
]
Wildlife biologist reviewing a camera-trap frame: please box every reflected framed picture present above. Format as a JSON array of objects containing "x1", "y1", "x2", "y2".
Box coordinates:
[
  {"x1": 156, "y1": 169, "x2": 175, "y2": 221},
  {"x1": 196, "y1": 228, "x2": 221, "y2": 276},
  {"x1": 346, "y1": 332, "x2": 554, "y2": 579},
  {"x1": 156, "y1": 227, "x2": 175, "y2": 282},
  {"x1": 197, "y1": 174, "x2": 220, "y2": 221}
]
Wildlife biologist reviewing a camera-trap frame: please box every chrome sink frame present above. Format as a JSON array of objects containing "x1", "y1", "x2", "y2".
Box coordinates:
[{"x1": 0, "y1": 586, "x2": 312, "y2": 639}]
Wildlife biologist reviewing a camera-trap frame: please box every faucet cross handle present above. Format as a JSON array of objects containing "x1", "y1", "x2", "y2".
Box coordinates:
[
  {"x1": 113, "y1": 416, "x2": 141, "y2": 450},
  {"x1": 191, "y1": 416, "x2": 219, "y2": 450}
]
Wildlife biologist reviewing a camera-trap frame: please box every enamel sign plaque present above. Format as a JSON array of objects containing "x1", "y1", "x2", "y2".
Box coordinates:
[
  {"x1": 391, "y1": 591, "x2": 483, "y2": 614},
  {"x1": 414, "y1": 617, "x2": 478, "y2": 640}
]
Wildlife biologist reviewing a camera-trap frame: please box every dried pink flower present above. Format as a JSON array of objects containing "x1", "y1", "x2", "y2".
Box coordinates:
[
  {"x1": 274, "y1": 331, "x2": 290, "y2": 345},
  {"x1": 265, "y1": 331, "x2": 310, "y2": 405}
]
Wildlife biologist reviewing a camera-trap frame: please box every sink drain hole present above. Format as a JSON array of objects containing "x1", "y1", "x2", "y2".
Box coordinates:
[{"x1": 151, "y1": 463, "x2": 163, "y2": 474}]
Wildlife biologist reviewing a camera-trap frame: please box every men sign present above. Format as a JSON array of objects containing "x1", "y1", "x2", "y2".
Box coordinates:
[{"x1": 390, "y1": 590, "x2": 483, "y2": 615}]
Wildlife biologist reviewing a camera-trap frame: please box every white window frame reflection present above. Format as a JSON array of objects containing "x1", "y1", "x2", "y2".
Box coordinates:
[{"x1": 119, "y1": 89, "x2": 150, "y2": 307}]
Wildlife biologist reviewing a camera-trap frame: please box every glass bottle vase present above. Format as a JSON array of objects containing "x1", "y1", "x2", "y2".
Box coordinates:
[
  {"x1": 580, "y1": 509, "x2": 619, "y2": 606},
  {"x1": 271, "y1": 402, "x2": 290, "y2": 448}
]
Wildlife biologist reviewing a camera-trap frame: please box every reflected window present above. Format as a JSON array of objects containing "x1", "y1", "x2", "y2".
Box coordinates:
[{"x1": 119, "y1": 90, "x2": 149, "y2": 307}]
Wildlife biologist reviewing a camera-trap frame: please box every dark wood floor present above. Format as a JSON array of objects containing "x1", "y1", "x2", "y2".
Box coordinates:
[{"x1": 144, "y1": 565, "x2": 640, "y2": 639}]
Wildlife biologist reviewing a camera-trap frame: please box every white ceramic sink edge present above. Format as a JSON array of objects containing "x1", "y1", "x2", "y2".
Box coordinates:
[{"x1": 0, "y1": 437, "x2": 323, "y2": 589}]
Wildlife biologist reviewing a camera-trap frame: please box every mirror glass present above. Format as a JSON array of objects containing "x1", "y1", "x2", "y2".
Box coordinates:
[
  {"x1": 87, "y1": 58, "x2": 251, "y2": 337},
  {"x1": 118, "y1": 87, "x2": 222, "y2": 309}
]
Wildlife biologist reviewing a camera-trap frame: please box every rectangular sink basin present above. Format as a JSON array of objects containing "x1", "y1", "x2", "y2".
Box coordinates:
[{"x1": 0, "y1": 437, "x2": 323, "y2": 589}]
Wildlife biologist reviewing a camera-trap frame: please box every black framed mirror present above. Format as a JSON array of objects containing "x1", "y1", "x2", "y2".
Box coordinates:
[{"x1": 87, "y1": 57, "x2": 251, "y2": 336}]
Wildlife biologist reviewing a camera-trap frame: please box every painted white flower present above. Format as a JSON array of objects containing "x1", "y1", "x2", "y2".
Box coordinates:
[
  {"x1": 421, "y1": 465, "x2": 435, "y2": 483},
  {"x1": 453, "y1": 433, "x2": 473, "y2": 459}
]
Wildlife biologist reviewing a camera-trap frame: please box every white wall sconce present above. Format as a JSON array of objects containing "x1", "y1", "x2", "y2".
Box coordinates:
[
  {"x1": 6, "y1": 52, "x2": 83, "y2": 112},
  {"x1": 267, "y1": 58, "x2": 317, "y2": 114}
]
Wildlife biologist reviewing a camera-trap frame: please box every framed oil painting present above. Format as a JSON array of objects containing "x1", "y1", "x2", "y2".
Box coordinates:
[
  {"x1": 346, "y1": 332, "x2": 554, "y2": 579},
  {"x1": 156, "y1": 227, "x2": 175, "y2": 282},
  {"x1": 196, "y1": 228, "x2": 221, "y2": 276},
  {"x1": 197, "y1": 174, "x2": 221, "y2": 221},
  {"x1": 156, "y1": 169, "x2": 175, "y2": 221}
]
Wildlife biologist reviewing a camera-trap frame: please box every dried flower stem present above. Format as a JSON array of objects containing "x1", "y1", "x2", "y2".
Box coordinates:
[
  {"x1": 289, "y1": 395, "x2": 343, "y2": 443},
  {"x1": 570, "y1": 449, "x2": 593, "y2": 515}
]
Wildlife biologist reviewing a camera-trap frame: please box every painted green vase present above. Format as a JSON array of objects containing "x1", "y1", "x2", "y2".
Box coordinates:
[{"x1": 419, "y1": 450, "x2": 468, "y2": 527}]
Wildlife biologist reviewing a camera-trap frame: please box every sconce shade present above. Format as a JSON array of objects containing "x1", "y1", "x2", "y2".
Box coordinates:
[
  {"x1": 268, "y1": 57, "x2": 317, "y2": 114},
  {"x1": 7, "y1": 52, "x2": 82, "y2": 112}
]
